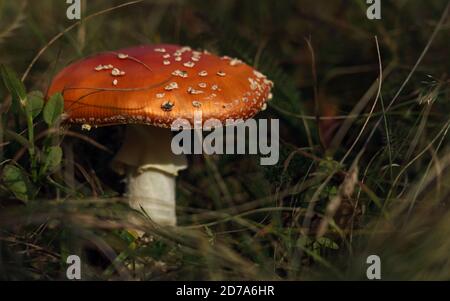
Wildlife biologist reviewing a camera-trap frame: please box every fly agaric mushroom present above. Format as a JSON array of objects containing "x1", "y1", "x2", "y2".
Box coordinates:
[{"x1": 47, "y1": 44, "x2": 273, "y2": 226}]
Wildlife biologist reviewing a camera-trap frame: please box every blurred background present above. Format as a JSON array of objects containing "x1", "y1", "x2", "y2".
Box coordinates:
[{"x1": 0, "y1": 0, "x2": 449, "y2": 280}]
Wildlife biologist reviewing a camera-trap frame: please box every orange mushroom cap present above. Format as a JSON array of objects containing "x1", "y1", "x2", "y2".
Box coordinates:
[{"x1": 47, "y1": 44, "x2": 274, "y2": 127}]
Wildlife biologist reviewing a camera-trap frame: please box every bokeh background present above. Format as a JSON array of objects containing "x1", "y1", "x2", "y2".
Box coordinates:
[{"x1": 0, "y1": 0, "x2": 449, "y2": 280}]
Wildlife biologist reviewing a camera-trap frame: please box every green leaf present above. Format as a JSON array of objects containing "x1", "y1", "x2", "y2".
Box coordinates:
[
  {"x1": 2, "y1": 164, "x2": 31, "y2": 202},
  {"x1": 43, "y1": 92, "x2": 64, "y2": 126},
  {"x1": 118, "y1": 230, "x2": 137, "y2": 245},
  {"x1": 0, "y1": 65, "x2": 27, "y2": 112},
  {"x1": 316, "y1": 237, "x2": 339, "y2": 250},
  {"x1": 40, "y1": 146, "x2": 63, "y2": 175},
  {"x1": 26, "y1": 91, "x2": 44, "y2": 119}
]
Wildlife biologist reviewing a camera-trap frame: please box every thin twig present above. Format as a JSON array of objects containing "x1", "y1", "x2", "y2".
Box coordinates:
[
  {"x1": 354, "y1": 2, "x2": 450, "y2": 163},
  {"x1": 304, "y1": 37, "x2": 325, "y2": 152},
  {"x1": 340, "y1": 35, "x2": 383, "y2": 164}
]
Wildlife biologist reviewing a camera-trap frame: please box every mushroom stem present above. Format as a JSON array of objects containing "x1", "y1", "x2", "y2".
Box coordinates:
[
  {"x1": 111, "y1": 125, "x2": 187, "y2": 226},
  {"x1": 126, "y1": 167, "x2": 177, "y2": 226}
]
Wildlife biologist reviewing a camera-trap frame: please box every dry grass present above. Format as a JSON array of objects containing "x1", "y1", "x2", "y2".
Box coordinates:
[{"x1": 0, "y1": 0, "x2": 449, "y2": 280}]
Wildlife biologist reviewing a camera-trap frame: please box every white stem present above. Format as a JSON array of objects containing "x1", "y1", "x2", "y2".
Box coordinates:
[
  {"x1": 111, "y1": 125, "x2": 187, "y2": 226},
  {"x1": 127, "y1": 168, "x2": 177, "y2": 226}
]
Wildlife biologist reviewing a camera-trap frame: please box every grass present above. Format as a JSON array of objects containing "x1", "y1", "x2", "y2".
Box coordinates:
[{"x1": 0, "y1": 0, "x2": 449, "y2": 280}]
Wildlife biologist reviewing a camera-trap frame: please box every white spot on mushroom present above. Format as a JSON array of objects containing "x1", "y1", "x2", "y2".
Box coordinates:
[
  {"x1": 187, "y1": 87, "x2": 204, "y2": 95},
  {"x1": 165, "y1": 82, "x2": 179, "y2": 91},
  {"x1": 117, "y1": 53, "x2": 128, "y2": 59},
  {"x1": 174, "y1": 56, "x2": 182, "y2": 62},
  {"x1": 163, "y1": 60, "x2": 171, "y2": 65},
  {"x1": 211, "y1": 84, "x2": 219, "y2": 91},
  {"x1": 229, "y1": 58, "x2": 242, "y2": 66},
  {"x1": 154, "y1": 48, "x2": 166, "y2": 53},
  {"x1": 198, "y1": 83, "x2": 207, "y2": 88},
  {"x1": 217, "y1": 71, "x2": 226, "y2": 77},
  {"x1": 192, "y1": 101, "x2": 202, "y2": 108},
  {"x1": 111, "y1": 68, "x2": 125, "y2": 76},
  {"x1": 261, "y1": 103, "x2": 267, "y2": 111},
  {"x1": 180, "y1": 46, "x2": 192, "y2": 52},
  {"x1": 95, "y1": 64, "x2": 114, "y2": 71},
  {"x1": 163, "y1": 54, "x2": 171, "y2": 59},
  {"x1": 264, "y1": 79, "x2": 274, "y2": 87},
  {"x1": 172, "y1": 70, "x2": 188, "y2": 78},
  {"x1": 253, "y1": 70, "x2": 266, "y2": 79},
  {"x1": 205, "y1": 93, "x2": 217, "y2": 100},
  {"x1": 248, "y1": 78, "x2": 259, "y2": 90},
  {"x1": 156, "y1": 93, "x2": 165, "y2": 98},
  {"x1": 112, "y1": 79, "x2": 118, "y2": 86},
  {"x1": 183, "y1": 61, "x2": 195, "y2": 68},
  {"x1": 198, "y1": 71, "x2": 208, "y2": 77}
]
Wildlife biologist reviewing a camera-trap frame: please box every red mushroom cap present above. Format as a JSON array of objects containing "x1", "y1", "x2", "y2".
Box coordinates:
[{"x1": 47, "y1": 44, "x2": 274, "y2": 127}]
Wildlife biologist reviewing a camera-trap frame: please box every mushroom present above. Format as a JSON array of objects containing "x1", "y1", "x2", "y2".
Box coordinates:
[{"x1": 47, "y1": 44, "x2": 274, "y2": 226}]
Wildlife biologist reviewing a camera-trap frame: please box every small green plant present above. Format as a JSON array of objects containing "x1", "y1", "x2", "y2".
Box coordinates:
[{"x1": 1, "y1": 65, "x2": 64, "y2": 202}]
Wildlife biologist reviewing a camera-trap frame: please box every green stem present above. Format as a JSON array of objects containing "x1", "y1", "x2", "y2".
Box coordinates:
[{"x1": 27, "y1": 115, "x2": 37, "y2": 182}]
